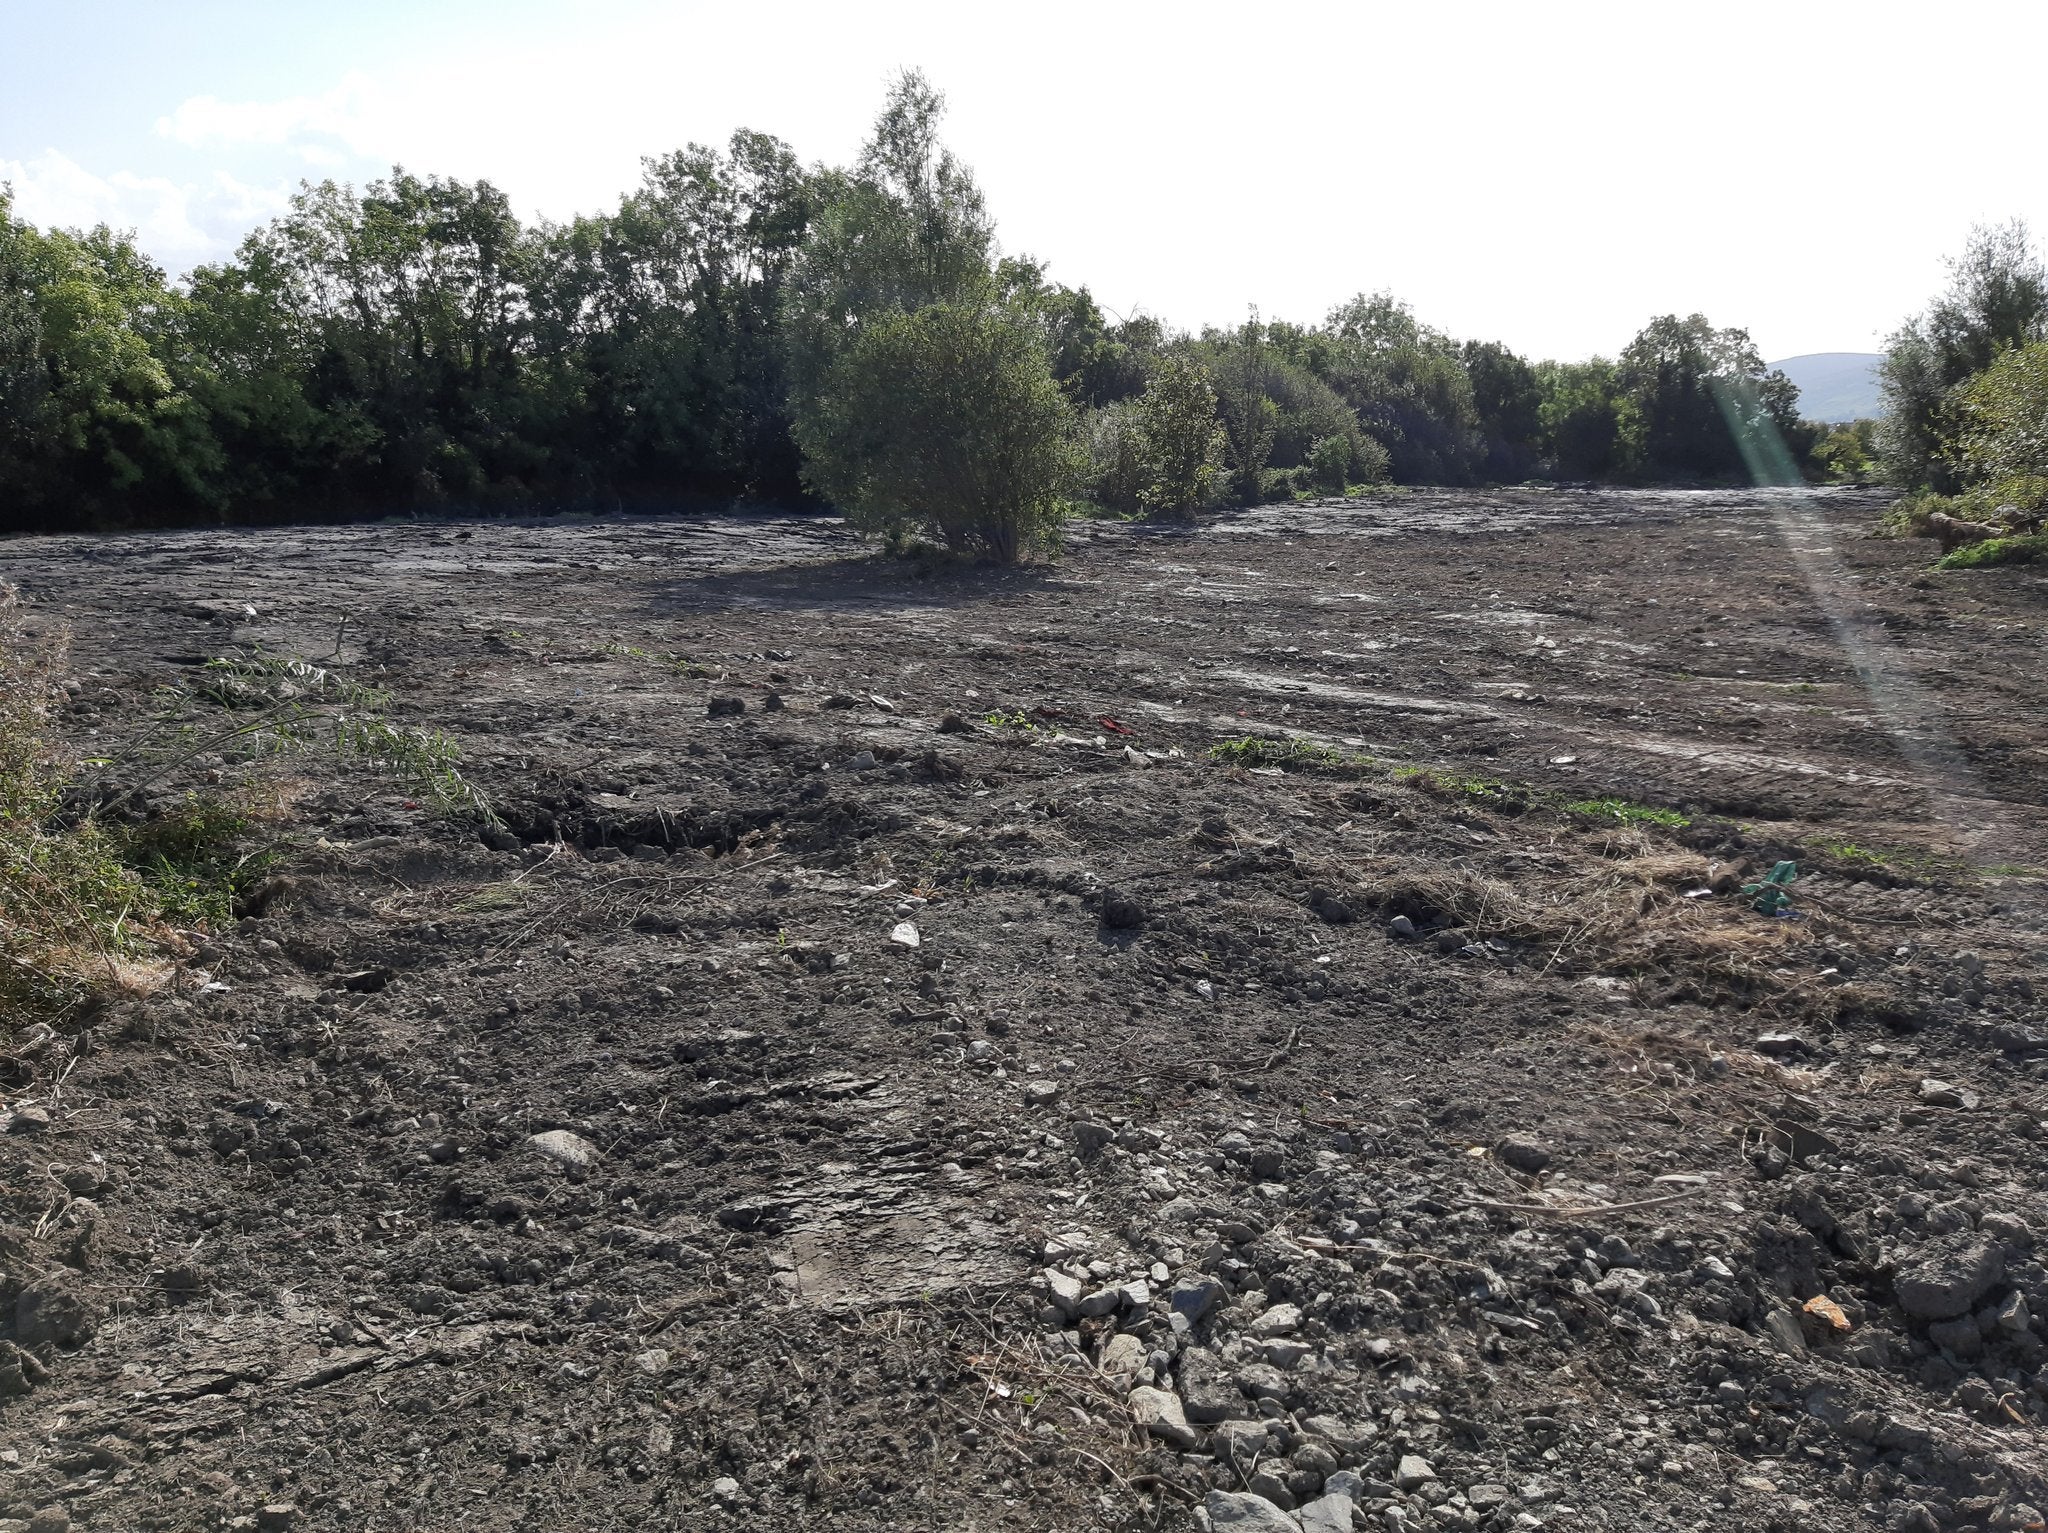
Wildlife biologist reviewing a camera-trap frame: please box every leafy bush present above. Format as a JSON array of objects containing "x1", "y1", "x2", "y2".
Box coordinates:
[
  {"x1": 1082, "y1": 401, "x2": 1148, "y2": 517},
  {"x1": 793, "y1": 300, "x2": 1080, "y2": 561},
  {"x1": 1955, "y1": 340, "x2": 2048, "y2": 486},
  {"x1": 1132, "y1": 352, "x2": 1226, "y2": 515}
]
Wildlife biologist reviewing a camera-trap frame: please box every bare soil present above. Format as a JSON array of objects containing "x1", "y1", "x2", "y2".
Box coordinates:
[{"x1": 3, "y1": 486, "x2": 2048, "y2": 1533}]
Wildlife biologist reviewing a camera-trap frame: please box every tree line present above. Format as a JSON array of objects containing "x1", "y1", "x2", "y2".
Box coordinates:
[{"x1": 4, "y1": 74, "x2": 1831, "y2": 552}]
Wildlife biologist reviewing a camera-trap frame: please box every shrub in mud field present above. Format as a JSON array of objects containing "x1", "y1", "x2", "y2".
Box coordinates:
[
  {"x1": 793, "y1": 299, "x2": 1080, "y2": 562},
  {"x1": 1132, "y1": 352, "x2": 1228, "y2": 515}
]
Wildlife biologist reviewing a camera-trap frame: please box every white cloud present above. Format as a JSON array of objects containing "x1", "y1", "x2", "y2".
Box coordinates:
[
  {"x1": 154, "y1": 74, "x2": 384, "y2": 164},
  {"x1": 2, "y1": 149, "x2": 287, "y2": 266}
]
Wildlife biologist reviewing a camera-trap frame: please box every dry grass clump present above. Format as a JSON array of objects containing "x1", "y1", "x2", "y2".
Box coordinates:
[{"x1": 0, "y1": 586, "x2": 163, "y2": 1033}]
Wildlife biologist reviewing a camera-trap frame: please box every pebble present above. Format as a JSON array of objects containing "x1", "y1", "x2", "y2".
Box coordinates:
[
  {"x1": 1494, "y1": 1135, "x2": 1551, "y2": 1173},
  {"x1": 1388, "y1": 915, "x2": 1416, "y2": 938},
  {"x1": 1250, "y1": 1302, "x2": 1302, "y2": 1338},
  {"x1": 1204, "y1": 1490, "x2": 1301, "y2": 1531},
  {"x1": 1395, "y1": 1454, "x2": 1437, "y2": 1491},
  {"x1": 889, "y1": 921, "x2": 921, "y2": 948},
  {"x1": 526, "y1": 1129, "x2": 601, "y2": 1170},
  {"x1": 1128, "y1": 1385, "x2": 1198, "y2": 1448}
]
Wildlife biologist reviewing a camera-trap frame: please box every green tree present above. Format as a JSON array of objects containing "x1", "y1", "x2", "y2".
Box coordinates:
[
  {"x1": 1132, "y1": 351, "x2": 1226, "y2": 514},
  {"x1": 1535, "y1": 359, "x2": 1622, "y2": 479},
  {"x1": 1615, "y1": 315, "x2": 1800, "y2": 478},
  {"x1": 1462, "y1": 339, "x2": 1542, "y2": 478},
  {"x1": 1879, "y1": 221, "x2": 2048, "y2": 489},
  {"x1": 1955, "y1": 340, "x2": 2048, "y2": 486},
  {"x1": 791, "y1": 300, "x2": 1078, "y2": 562}
]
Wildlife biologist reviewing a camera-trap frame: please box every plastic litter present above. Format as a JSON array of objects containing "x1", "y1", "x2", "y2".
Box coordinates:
[{"x1": 1744, "y1": 860, "x2": 1798, "y2": 916}]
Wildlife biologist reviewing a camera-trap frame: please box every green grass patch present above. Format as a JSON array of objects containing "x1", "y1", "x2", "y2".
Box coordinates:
[
  {"x1": 1934, "y1": 534, "x2": 2048, "y2": 570},
  {"x1": 983, "y1": 709, "x2": 1039, "y2": 731},
  {"x1": 1566, "y1": 796, "x2": 1692, "y2": 829},
  {"x1": 1210, "y1": 736, "x2": 1374, "y2": 772}
]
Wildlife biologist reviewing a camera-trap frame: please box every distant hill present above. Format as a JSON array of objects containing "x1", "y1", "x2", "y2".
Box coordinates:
[{"x1": 1768, "y1": 352, "x2": 1884, "y2": 423}]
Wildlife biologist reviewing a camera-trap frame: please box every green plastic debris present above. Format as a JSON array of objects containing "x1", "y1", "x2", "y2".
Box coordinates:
[{"x1": 1744, "y1": 860, "x2": 1798, "y2": 916}]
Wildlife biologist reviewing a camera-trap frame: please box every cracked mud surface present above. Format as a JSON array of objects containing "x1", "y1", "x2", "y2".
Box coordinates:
[{"x1": 3, "y1": 487, "x2": 2047, "y2": 1532}]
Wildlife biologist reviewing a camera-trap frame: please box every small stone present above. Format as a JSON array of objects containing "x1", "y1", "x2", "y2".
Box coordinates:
[
  {"x1": 1079, "y1": 1284, "x2": 1123, "y2": 1319},
  {"x1": 1388, "y1": 915, "x2": 1416, "y2": 938},
  {"x1": 254, "y1": 1507, "x2": 299, "y2": 1531},
  {"x1": 5, "y1": 1106, "x2": 50, "y2": 1135},
  {"x1": 1204, "y1": 1489, "x2": 1302, "y2": 1531},
  {"x1": 1250, "y1": 1302, "x2": 1302, "y2": 1338},
  {"x1": 1071, "y1": 1119, "x2": 1113, "y2": 1154},
  {"x1": 1466, "y1": 1484, "x2": 1511, "y2": 1510},
  {"x1": 1043, "y1": 1267, "x2": 1085, "y2": 1318},
  {"x1": 1118, "y1": 1280, "x2": 1151, "y2": 1310},
  {"x1": 889, "y1": 921, "x2": 921, "y2": 948},
  {"x1": 1762, "y1": 1308, "x2": 1806, "y2": 1354},
  {"x1": 845, "y1": 750, "x2": 878, "y2": 771},
  {"x1": 634, "y1": 1348, "x2": 669, "y2": 1375},
  {"x1": 1171, "y1": 1275, "x2": 1227, "y2": 1324},
  {"x1": 1022, "y1": 1079, "x2": 1061, "y2": 1107},
  {"x1": 1100, "y1": 1333, "x2": 1148, "y2": 1380},
  {"x1": 709, "y1": 1476, "x2": 742, "y2": 1505},
  {"x1": 1754, "y1": 1031, "x2": 1813, "y2": 1057},
  {"x1": 1298, "y1": 1492, "x2": 1354, "y2": 1533},
  {"x1": 526, "y1": 1129, "x2": 601, "y2": 1170},
  {"x1": 1395, "y1": 1454, "x2": 1436, "y2": 1491},
  {"x1": 1494, "y1": 1135, "x2": 1550, "y2": 1174},
  {"x1": 1128, "y1": 1385, "x2": 1198, "y2": 1448},
  {"x1": 1917, "y1": 1079, "x2": 1977, "y2": 1109}
]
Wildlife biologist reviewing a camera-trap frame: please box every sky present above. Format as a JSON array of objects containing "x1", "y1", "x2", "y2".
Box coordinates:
[{"x1": 3, "y1": 0, "x2": 2043, "y2": 363}]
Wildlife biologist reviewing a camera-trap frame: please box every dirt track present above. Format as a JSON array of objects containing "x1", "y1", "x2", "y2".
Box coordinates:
[{"x1": 3, "y1": 487, "x2": 2048, "y2": 1533}]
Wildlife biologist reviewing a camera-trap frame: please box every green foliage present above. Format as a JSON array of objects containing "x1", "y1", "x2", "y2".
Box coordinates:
[
  {"x1": 1934, "y1": 534, "x2": 2048, "y2": 569},
  {"x1": 1813, "y1": 419, "x2": 1879, "y2": 483},
  {"x1": 1534, "y1": 359, "x2": 1623, "y2": 479},
  {"x1": 792, "y1": 300, "x2": 1079, "y2": 562},
  {"x1": 1566, "y1": 796, "x2": 1692, "y2": 828},
  {"x1": 1879, "y1": 221, "x2": 2048, "y2": 490},
  {"x1": 1615, "y1": 315, "x2": 1803, "y2": 480},
  {"x1": 1209, "y1": 736, "x2": 1372, "y2": 772},
  {"x1": 1954, "y1": 340, "x2": 2048, "y2": 485},
  {"x1": 1132, "y1": 352, "x2": 1227, "y2": 514}
]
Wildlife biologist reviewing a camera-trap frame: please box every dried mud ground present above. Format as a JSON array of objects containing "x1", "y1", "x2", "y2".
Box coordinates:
[{"x1": 4, "y1": 487, "x2": 2048, "y2": 1533}]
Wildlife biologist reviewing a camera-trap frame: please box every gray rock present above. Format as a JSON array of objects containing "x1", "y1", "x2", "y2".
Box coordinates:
[
  {"x1": 1301, "y1": 1416, "x2": 1375, "y2": 1453},
  {"x1": 1237, "y1": 1360, "x2": 1292, "y2": 1401},
  {"x1": 1298, "y1": 1492, "x2": 1354, "y2": 1533},
  {"x1": 844, "y1": 751, "x2": 878, "y2": 771},
  {"x1": 1129, "y1": 1385, "x2": 1198, "y2": 1448},
  {"x1": 526, "y1": 1129, "x2": 601, "y2": 1169},
  {"x1": 1213, "y1": 1418, "x2": 1275, "y2": 1464},
  {"x1": 1494, "y1": 1135, "x2": 1551, "y2": 1173},
  {"x1": 1895, "y1": 1235, "x2": 2004, "y2": 1319},
  {"x1": 1100, "y1": 1332, "x2": 1148, "y2": 1380},
  {"x1": 1246, "y1": 1468, "x2": 1296, "y2": 1510},
  {"x1": 1204, "y1": 1490, "x2": 1302, "y2": 1532},
  {"x1": 709, "y1": 1475, "x2": 742, "y2": 1504},
  {"x1": 1072, "y1": 1119, "x2": 1115, "y2": 1154},
  {"x1": 1043, "y1": 1267, "x2": 1085, "y2": 1318},
  {"x1": 1079, "y1": 1284, "x2": 1124, "y2": 1319},
  {"x1": 1918, "y1": 1079, "x2": 1978, "y2": 1109},
  {"x1": 1762, "y1": 1308, "x2": 1806, "y2": 1354},
  {"x1": 1250, "y1": 1301, "x2": 1302, "y2": 1337},
  {"x1": 1181, "y1": 1348, "x2": 1249, "y2": 1422},
  {"x1": 1388, "y1": 915, "x2": 1416, "y2": 938},
  {"x1": 1171, "y1": 1275, "x2": 1227, "y2": 1323},
  {"x1": 1394, "y1": 1454, "x2": 1436, "y2": 1491},
  {"x1": 1022, "y1": 1079, "x2": 1061, "y2": 1107}
]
